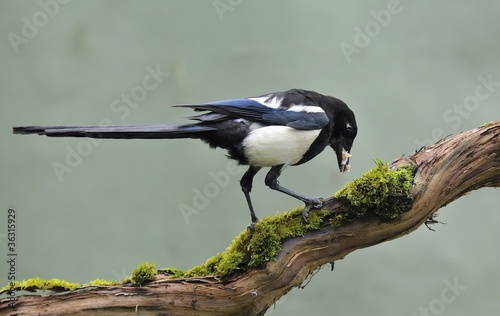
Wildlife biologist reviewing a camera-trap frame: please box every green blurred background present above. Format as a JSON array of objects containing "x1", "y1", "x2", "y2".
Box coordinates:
[{"x1": 1, "y1": 1, "x2": 499, "y2": 315}]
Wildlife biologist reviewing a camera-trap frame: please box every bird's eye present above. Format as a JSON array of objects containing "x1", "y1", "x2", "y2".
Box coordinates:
[{"x1": 344, "y1": 123, "x2": 357, "y2": 138}]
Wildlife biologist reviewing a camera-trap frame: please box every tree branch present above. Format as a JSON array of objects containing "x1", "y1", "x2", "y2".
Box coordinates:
[{"x1": 2, "y1": 122, "x2": 499, "y2": 316}]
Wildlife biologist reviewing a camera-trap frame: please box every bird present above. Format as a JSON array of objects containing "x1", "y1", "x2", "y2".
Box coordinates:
[{"x1": 13, "y1": 89, "x2": 357, "y2": 225}]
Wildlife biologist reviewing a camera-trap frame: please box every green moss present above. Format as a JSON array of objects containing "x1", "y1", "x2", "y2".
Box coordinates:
[
  {"x1": 184, "y1": 264, "x2": 208, "y2": 277},
  {"x1": 246, "y1": 208, "x2": 329, "y2": 268},
  {"x1": 335, "y1": 158, "x2": 414, "y2": 221},
  {"x1": 329, "y1": 212, "x2": 350, "y2": 227},
  {"x1": 161, "y1": 266, "x2": 186, "y2": 278},
  {"x1": 130, "y1": 261, "x2": 157, "y2": 286},
  {"x1": 0, "y1": 277, "x2": 79, "y2": 294},
  {"x1": 0, "y1": 263, "x2": 157, "y2": 293},
  {"x1": 182, "y1": 251, "x2": 245, "y2": 278},
  {"x1": 481, "y1": 121, "x2": 493, "y2": 128},
  {"x1": 184, "y1": 232, "x2": 250, "y2": 278},
  {"x1": 83, "y1": 279, "x2": 121, "y2": 287},
  {"x1": 179, "y1": 207, "x2": 331, "y2": 278}
]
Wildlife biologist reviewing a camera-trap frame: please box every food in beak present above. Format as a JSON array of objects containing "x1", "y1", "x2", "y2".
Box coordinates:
[{"x1": 340, "y1": 149, "x2": 351, "y2": 172}]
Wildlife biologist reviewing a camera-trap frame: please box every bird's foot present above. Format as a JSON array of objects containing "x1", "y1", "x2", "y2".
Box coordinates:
[
  {"x1": 247, "y1": 219, "x2": 259, "y2": 231},
  {"x1": 302, "y1": 198, "x2": 323, "y2": 223}
]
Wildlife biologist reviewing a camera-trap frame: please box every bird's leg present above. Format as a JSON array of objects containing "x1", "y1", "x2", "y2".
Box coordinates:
[
  {"x1": 240, "y1": 166, "x2": 262, "y2": 227},
  {"x1": 264, "y1": 165, "x2": 323, "y2": 222}
]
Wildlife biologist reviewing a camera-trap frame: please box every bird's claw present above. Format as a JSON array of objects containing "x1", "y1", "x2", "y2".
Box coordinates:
[
  {"x1": 247, "y1": 220, "x2": 258, "y2": 231},
  {"x1": 312, "y1": 198, "x2": 323, "y2": 208},
  {"x1": 302, "y1": 198, "x2": 323, "y2": 223}
]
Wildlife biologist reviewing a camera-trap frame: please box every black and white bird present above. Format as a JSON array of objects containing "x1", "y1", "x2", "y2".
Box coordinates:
[{"x1": 13, "y1": 89, "x2": 357, "y2": 225}]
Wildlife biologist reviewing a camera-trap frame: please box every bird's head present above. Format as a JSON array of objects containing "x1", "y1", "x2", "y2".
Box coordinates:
[{"x1": 329, "y1": 106, "x2": 357, "y2": 173}]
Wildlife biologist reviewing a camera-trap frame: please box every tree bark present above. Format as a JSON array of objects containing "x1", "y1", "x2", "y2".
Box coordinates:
[{"x1": 2, "y1": 122, "x2": 499, "y2": 316}]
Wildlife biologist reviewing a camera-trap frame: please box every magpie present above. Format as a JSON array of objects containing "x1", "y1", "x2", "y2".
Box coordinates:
[{"x1": 13, "y1": 89, "x2": 357, "y2": 225}]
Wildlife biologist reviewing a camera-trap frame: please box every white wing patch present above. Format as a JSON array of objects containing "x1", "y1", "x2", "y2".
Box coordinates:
[
  {"x1": 249, "y1": 96, "x2": 324, "y2": 114},
  {"x1": 242, "y1": 126, "x2": 321, "y2": 167},
  {"x1": 287, "y1": 104, "x2": 324, "y2": 113},
  {"x1": 249, "y1": 96, "x2": 283, "y2": 109}
]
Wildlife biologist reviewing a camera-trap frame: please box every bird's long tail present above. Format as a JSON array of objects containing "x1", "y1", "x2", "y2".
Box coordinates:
[{"x1": 12, "y1": 124, "x2": 216, "y2": 139}]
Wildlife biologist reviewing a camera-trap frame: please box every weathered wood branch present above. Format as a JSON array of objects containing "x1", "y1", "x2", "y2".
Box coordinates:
[{"x1": 2, "y1": 122, "x2": 499, "y2": 316}]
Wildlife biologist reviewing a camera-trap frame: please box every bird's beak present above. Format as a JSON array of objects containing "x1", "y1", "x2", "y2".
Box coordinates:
[{"x1": 333, "y1": 142, "x2": 352, "y2": 173}]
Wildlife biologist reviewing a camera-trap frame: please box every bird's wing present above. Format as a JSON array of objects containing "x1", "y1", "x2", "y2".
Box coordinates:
[{"x1": 177, "y1": 97, "x2": 329, "y2": 130}]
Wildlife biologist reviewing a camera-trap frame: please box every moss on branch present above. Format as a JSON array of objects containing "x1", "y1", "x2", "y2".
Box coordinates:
[{"x1": 0, "y1": 159, "x2": 415, "y2": 294}]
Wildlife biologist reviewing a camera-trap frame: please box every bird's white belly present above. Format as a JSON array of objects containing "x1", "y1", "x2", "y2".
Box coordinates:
[{"x1": 242, "y1": 126, "x2": 321, "y2": 167}]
